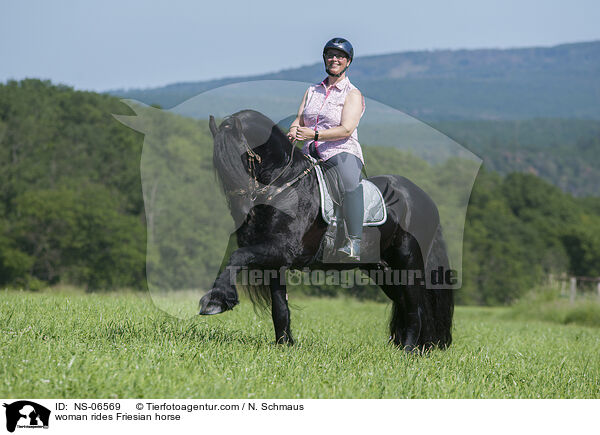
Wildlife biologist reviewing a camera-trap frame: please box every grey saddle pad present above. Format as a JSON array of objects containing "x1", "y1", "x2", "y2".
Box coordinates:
[{"x1": 308, "y1": 155, "x2": 387, "y2": 226}]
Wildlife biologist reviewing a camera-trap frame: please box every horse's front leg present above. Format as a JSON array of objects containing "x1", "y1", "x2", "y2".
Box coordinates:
[
  {"x1": 198, "y1": 267, "x2": 240, "y2": 315},
  {"x1": 198, "y1": 243, "x2": 287, "y2": 315},
  {"x1": 198, "y1": 233, "x2": 240, "y2": 315},
  {"x1": 270, "y1": 275, "x2": 294, "y2": 345}
]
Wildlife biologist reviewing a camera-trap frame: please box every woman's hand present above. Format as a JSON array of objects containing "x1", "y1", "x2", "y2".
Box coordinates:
[
  {"x1": 287, "y1": 126, "x2": 298, "y2": 143},
  {"x1": 295, "y1": 126, "x2": 316, "y2": 141}
]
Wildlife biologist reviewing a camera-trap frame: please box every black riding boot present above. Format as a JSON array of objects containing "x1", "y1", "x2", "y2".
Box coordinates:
[{"x1": 337, "y1": 184, "x2": 364, "y2": 260}]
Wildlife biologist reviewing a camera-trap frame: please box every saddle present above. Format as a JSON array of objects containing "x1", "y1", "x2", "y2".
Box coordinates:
[{"x1": 306, "y1": 155, "x2": 387, "y2": 263}]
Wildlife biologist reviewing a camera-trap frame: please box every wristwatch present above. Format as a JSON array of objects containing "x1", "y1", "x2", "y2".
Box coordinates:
[{"x1": 314, "y1": 130, "x2": 319, "y2": 141}]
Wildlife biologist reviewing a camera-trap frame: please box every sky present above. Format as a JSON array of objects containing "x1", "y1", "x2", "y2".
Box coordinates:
[{"x1": 1, "y1": 0, "x2": 599, "y2": 92}]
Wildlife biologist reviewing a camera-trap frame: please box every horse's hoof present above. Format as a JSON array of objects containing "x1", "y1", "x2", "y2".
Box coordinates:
[
  {"x1": 198, "y1": 291, "x2": 236, "y2": 315},
  {"x1": 275, "y1": 334, "x2": 295, "y2": 346},
  {"x1": 402, "y1": 345, "x2": 419, "y2": 355},
  {"x1": 198, "y1": 300, "x2": 225, "y2": 315}
]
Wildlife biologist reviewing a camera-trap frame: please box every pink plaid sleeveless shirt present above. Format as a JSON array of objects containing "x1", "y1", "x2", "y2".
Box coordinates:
[{"x1": 301, "y1": 76, "x2": 365, "y2": 164}]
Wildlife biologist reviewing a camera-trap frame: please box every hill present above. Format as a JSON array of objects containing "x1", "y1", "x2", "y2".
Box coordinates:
[
  {"x1": 107, "y1": 41, "x2": 600, "y2": 196},
  {"x1": 109, "y1": 40, "x2": 600, "y2": 121}
]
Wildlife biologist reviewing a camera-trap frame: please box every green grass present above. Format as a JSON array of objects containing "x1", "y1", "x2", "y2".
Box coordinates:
[
  {"x1": 1, "y1": 289, "x2": 599, "y2": 398},
  {"x1": 508, "y1": 299, "x2": 600, "y2": 328},
  {"x1": 506, "y1": 286, "x2": 600, "y2": 328}
]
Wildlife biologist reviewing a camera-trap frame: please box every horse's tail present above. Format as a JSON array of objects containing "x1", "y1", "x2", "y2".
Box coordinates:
[
  {"x1": 237, "y1": 280, "x2": 272, "y2": 313},
  {"x1": 422, "y1": 224, "x2": 454, "y2": 349},
  {"x1": 388, "y1": 224, "x2": 454, "y2": 351}
]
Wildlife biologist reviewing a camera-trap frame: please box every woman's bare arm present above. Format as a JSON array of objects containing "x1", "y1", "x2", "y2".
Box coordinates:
[{"x1": 287, "y1": 89, "x2": 309, "y2": 142}]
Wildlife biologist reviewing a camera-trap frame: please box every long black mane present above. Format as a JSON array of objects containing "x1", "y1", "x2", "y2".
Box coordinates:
[{"x1": 212, "y1": 110, "x2": 311, "y2": 199}]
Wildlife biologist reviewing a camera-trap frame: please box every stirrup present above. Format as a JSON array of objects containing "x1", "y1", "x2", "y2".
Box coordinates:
[{"x1": 337, "y1": 236, "x2": 361, "y2": 261}]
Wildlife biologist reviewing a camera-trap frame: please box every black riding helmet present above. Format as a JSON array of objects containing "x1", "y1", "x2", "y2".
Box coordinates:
[{"x1": 323, "y1": 37, "x2": 354, "y2": 77}]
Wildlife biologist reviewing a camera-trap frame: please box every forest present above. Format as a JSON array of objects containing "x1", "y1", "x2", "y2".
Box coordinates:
[{"x1": 1, "y1": 79, "x2": 598, "y2": 305}]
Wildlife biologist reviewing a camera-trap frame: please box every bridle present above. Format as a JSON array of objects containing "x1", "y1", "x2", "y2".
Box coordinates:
[{"x1": 227, "y1": 122, "x2": 321, "y2": 202}]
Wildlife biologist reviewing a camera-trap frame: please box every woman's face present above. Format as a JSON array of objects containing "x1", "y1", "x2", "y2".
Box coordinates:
[{"x1": 324, "y1": 48, "x2": 350, "y2": 75}]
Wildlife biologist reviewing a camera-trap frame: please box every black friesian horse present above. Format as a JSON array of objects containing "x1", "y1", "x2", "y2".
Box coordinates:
[{"x1": 199, "y1": 109, "x2": 453, "y2": 352}]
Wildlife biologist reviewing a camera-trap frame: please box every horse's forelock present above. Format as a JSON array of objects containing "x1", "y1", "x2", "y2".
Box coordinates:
[
  {"x1": 212, "y1": 110, "x2": 302, "y2": 196},
  {"x1": 212, "y1": 119, "x2": 249, "y2": 195}
]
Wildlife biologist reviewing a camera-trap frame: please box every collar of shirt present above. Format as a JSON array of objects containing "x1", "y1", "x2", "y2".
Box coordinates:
[{"x1": 318, "y1": 76, "x2": 349, "y2": 91}]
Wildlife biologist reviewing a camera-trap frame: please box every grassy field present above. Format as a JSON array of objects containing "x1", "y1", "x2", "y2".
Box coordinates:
[
  {"x1": 1, "y1": 289, "x2": 599, "y2": 398},
  {"x1": 506, "y1": 286, "x2": 600, "y2": 328}
]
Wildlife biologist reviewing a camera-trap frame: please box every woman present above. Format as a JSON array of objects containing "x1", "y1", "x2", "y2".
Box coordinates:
[{"x1": 288, "y1": 37, "x2": 365, "y2": 261}]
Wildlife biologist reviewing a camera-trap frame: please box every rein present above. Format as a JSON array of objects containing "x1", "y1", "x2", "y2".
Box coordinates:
[{"x1": 231, "y1": 131, "x2": 321, "y2": 202}]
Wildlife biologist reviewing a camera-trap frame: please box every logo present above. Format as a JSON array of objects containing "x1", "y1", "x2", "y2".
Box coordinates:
[{"x1": 3, "y1": 401, "x2": 50, "y2": 432}]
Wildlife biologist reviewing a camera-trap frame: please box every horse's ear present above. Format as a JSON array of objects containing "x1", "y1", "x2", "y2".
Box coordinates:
[
  {"x1": 232, "y1": 117, "x2": 244, "y2": 140},
  {"x1": 209, "y1": 115, "x2": 218, "y2": 138}
]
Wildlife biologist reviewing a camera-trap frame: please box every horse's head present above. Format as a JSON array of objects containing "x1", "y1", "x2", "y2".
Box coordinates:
[{"x1": 209, "y1": 110, "x2": 298, "y2": 226}]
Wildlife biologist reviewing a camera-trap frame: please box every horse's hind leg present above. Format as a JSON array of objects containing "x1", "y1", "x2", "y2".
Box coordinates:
[
  {"x1": 382, "y1": 235, "x2": 426, "y2": 353},
  {"x1": 269, "y1": 275, "x2": 294, "y2": 345},
  {"x1": 383, "y1": 282, "x2": 423, "y2": 353}
]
